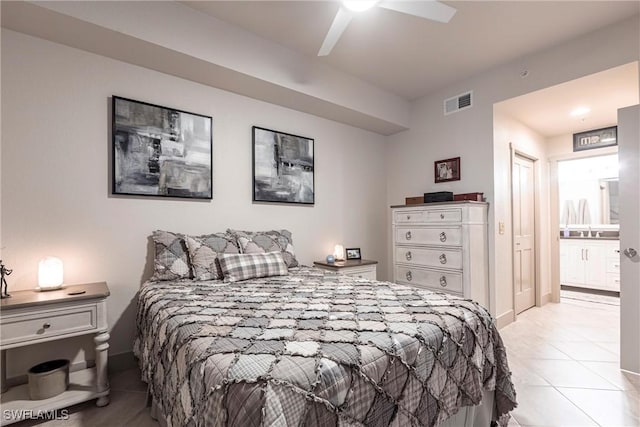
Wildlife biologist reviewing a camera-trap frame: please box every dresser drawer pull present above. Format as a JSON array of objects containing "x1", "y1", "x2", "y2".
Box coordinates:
[
  {"x1": 439, "y1": 254, "x2": 447, "y2": 264},
  {"x1": 43, "y1": 323, "x2": 51, "y2": 329},
  {"x1": 405, "y1": 251, "x2": 412, "y2": 261},
  {"x1": 439, "y1": 232, "x2": 447, "y2": 242},
  {"x1": 407, "y1": 215, "x2": 411, "y2": 220},
  {"x1": 440, "y1": 213, "x2": 444, "y2": 219},
  {"x1": 406, "y1": 271, "x2": 413, "y2": 282},
  {"x1": 440, "y1": 276, "x2": 447, "y2": 287},
  {"x1": 406, "y1": 231, "x2": 412, "y2": 240}
]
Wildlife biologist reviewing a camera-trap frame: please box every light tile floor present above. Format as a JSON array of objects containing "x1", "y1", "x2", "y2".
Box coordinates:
[
  {"x1": 13, "y1": 298, "x2": 639, "y2": 426},
  {"x1": 501, "y1": 298, "x2": 640, "y2": 427}
]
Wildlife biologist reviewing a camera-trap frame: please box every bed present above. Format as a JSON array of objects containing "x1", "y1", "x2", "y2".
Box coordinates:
[{"x1": 134, "y1": 266, "x2": 516, "y2": 427}]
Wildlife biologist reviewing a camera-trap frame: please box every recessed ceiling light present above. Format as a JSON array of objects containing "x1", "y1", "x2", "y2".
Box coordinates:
[
  {"x1": 570, "y1": 107, "x2": 591, "y2": 117},
  {"x1": 343, "y1": 1, "x2": 378, "y2": 12}
]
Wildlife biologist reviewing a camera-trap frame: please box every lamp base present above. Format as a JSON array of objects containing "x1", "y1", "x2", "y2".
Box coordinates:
[{"x1": 36, "y1": 286, "x2": 63, "y2": 292}]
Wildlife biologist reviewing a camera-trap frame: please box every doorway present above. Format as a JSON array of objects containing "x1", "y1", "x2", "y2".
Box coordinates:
[{"x1": 512, "y1": 152, "x2": 537, "y2": 314}]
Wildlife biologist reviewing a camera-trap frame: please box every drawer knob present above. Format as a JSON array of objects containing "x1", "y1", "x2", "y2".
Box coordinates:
[
  {"x1": 406, "y1": 271, "x2": 413, "y2": 282},
  {"x1": 440, "y1": 213, "x2": 444, "y2": 219},
  {"x1": 406, "y1": 231, "x2": 412, "y2": 240},
  {"x1": 439, "y1": 254, "x2": 447, "y2": 264},
  {"x1": 407, "y1": 215, "x2": 411, "y2": 220},
  {"x1": 440, "y1": 276, "x2": 447, "y2": 287},
  {"x1": 405, "y1": 251, "x2": 412, "y2": 261},
  {"x1": 439, "y1": 232, "x2": 447, "y2": 242},
  {"x1": 43, "y1": 323, "x2": 51, "y2": 329}
]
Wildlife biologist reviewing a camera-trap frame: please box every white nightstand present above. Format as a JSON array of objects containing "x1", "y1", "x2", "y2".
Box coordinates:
[
  {"x1": 313, "y1": 259, "x2": 378, "y2": 280},
  {"x1": 0, "y1": 282, "x2": 110, "y2": 425}
]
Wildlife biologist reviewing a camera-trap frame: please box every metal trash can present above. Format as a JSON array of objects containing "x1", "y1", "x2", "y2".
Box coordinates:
[{"x1": 27, "y1": 359, "x2": 69, "y2": 400}]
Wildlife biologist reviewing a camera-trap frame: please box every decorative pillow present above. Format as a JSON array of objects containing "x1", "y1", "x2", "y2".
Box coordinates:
[
  {"x1": 218, "y1": 252, "x2": 288, "y2": 282},
  {"x1": 150, "y1": 230, "x2": 191, "y2": 281},
  {"x1": 185, "y1": 233, "x2": 240, "y2": 280},
  {"x1": 228, "y1": 229, "x2": 299, "y2": 268}
]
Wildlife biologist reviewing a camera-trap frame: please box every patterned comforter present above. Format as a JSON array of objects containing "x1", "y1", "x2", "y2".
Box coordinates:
[{"x1": 134, "y1": 267, "x2": 516, "y2": 427}]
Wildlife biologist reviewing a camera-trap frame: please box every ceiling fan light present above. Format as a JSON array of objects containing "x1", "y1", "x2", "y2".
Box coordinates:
[{"x1": 343, "y1": 0, "x2": 377, "y2": 12}]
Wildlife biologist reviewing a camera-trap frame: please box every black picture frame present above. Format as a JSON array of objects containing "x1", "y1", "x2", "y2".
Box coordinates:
[
  {"x1": 346, "y1": 248, "x2": 362, "y2": 260},
  {"x1": 252, "y1": 126, "x2": 315, "y2": 205},
  {"x1": 112, "y1": 96, "x2": 212, "y2": 199},
  {"x1": 434, "y1": 157, "x2": 461, "y2": 183},
  {"x1": 573, "y1": 126, "x2": 617, "y2": 152}
]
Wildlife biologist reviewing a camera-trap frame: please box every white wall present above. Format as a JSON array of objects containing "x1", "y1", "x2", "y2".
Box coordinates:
[
  {"x1": 493, "y1": 111, "x2": 551, "y2": 324},
  {"x1": 0, "y1": 29, "x2": 388, "y2": 376},
  {"x1": 386, "y1": 16, "x2": 639, "y2": 319}
]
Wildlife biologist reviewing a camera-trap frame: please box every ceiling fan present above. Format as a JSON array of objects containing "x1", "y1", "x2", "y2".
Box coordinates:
[{"x1": 318, "y1": 0, "x2": 457, "y2": 56}]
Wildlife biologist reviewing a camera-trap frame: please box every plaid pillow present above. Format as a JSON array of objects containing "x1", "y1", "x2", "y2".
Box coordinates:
[
  {"x1": 228, "y1": 229, "x2": 299, "y2": 268},
  {"x1": 150, "y1": 230, "x2": 191, "y2": 281},
  {"x1": 218, "y1": 252, "x2": 288, "y2": 283},
  {"x1": 185, "y1": 233, "x2": 240, "y2": 281}
]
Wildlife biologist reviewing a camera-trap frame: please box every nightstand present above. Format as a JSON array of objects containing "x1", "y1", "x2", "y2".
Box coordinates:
[
  {"x1": 313, "y1": 259, "x2": 378, "y2": 280},
  {"x1": 0, "y1": 282, "x2": 110, "y2": 425}
]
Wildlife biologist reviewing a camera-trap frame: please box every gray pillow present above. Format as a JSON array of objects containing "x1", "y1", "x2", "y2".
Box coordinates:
[
  {"x1": 150, "y1": 230, "x2": 191, "y2": 281},
  {"x1": 185, "y1": 233, "x2": 240, "y2": 281},
  {"x1": 228, "y1": 229, "x2": 299, "y2": 268}
]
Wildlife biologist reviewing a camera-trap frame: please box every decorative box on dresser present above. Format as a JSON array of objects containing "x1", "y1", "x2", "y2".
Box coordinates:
[
  {"x1": 0, "y1": 282, "x2": 110, "y2": 426},
  {"x1": 391, "y1": 201, "x2": 490, "y2": 309}
]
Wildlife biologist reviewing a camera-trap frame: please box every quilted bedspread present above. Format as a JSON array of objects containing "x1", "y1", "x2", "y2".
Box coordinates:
[{"x1": 134, "y1": 267, "x2": 516, "y2": 427}]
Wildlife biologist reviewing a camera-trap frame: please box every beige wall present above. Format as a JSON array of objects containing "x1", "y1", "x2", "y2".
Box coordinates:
[
  {"x1": 386, "y1": 16, "x2": 639, "y2": 318},
  {"x1": 0, "y1": 30, "x2": 388, "y2": 376}
]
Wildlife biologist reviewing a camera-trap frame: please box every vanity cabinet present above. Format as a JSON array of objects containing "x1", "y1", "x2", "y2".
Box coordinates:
[{"x1": 560, "y1": 239, "x2": 619, "y2": 291}]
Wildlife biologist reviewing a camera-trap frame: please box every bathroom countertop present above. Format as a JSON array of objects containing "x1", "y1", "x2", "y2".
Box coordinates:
[{"x1": 560, "y1": 236, "x2": 619, "y2": 240}]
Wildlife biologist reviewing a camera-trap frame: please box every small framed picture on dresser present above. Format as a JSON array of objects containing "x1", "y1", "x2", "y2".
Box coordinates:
[{"x1": 345, "y1": 248, "x2": 361, "y2": 260}]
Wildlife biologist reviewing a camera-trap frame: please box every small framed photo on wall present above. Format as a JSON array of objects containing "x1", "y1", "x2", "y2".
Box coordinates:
[
  {"x1": 434, "y1": 157, "x2": 460, "y2": 183},
  {"x1": 345, "y1": 248, "x2": 362, "y2": 260}
]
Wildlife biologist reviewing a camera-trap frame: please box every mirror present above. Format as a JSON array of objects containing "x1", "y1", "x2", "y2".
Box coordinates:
[{"x1": 599, "y1": 178, "x2": 619, "y2": 224}]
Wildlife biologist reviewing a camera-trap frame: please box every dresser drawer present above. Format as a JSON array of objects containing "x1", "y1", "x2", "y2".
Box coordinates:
[
  {"x1": 1, "y1": 304, "x2": 98, "y2": 346},
  {"x1": 394, "y1": 209, "x2": 462, "y2": 224},
  {"x1": 395, "y1": 266, "x2": 463, "y2": 294},
  {"x1": 605, "y1": 273, "x2": 620, "y2": 291},
  {"x1": 396, "y1": 247, "x2": 462, "y2": 270},
  {"x1": 395, "y1": 227, "x2": 461, "y2": 246}
]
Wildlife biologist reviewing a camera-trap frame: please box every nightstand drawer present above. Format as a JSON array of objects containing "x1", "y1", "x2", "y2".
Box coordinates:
[
  {"x1": 396, "y1": 247, "x2": 462, "y2": 269},
  {"x1": 344, "y1": 268, "x2": 377, "y2": 280},
  {"x1": 1, "y1": 304, "x2": 97, "y2": 346}
]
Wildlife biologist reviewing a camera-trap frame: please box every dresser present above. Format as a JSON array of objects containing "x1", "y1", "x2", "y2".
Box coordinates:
[
  {"x1": 391, "y1": 201, "x2": 489, "y2": 308},
  {"x1": 0, "y1": 282, "x2": 110, "y2": 425},
  {"x1": 313, "y1": 259, "x2": 377, "y2": 280}
]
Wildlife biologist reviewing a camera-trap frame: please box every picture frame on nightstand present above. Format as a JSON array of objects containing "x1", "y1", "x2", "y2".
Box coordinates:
[{"x1": 345, "y1": 248, "x2": 361, "y2": 260}]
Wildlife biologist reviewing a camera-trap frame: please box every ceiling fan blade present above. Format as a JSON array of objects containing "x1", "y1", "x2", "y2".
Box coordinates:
[
  {"x1": 378, "y1": 0, "x2": 456, "y2": 23},
  {"x1": 318, "y1": 7, "x2": 354, "y2": 56}
]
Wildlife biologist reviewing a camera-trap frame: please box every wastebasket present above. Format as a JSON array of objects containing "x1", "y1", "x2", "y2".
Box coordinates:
[{"x1": 27, "y1": 359, "x2": 69, "y2": 400}]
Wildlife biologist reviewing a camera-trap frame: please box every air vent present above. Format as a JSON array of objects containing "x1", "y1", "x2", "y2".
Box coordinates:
[{"x1": 444, "y1": 91, "x2": 473, "y2": 115}]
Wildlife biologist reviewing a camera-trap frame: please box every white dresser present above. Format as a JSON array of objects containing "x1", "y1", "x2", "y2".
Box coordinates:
[{"x1": 391, "y1": 201, "x2": 489, "y2": 308}]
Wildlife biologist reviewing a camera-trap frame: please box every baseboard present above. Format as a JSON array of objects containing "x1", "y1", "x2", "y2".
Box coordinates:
[
  {"x1": 621, "y1": 368, "x2": 640, "y2": 377},
  {"x1": 496, "y1": 310, "x2": 515, "y2": 329},
  {"x1": 5, "y1": 351, "x2": 136, "y2": 387},
  {"x1": 541, "y1": 292, "x2": 552, "y2": 305}
]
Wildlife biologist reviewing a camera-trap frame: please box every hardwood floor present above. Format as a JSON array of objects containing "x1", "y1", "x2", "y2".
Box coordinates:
[{"x1": 12, "y1": 297, "x2": 639, "y2": 426}]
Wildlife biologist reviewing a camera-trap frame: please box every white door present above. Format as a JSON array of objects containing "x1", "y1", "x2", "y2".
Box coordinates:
[
  {"x1": 563, "y1": 241, "x2": 586, "y2": 285},
  {"x1": 513, "y1": 154, "x2": 536, "y2": 314},
  {"x1": 618, "y1": 105, "x2": 639, "y2": 374}
]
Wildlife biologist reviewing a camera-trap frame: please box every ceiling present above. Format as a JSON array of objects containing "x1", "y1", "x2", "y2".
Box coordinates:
[
  {"x1": 183, "y1": 1, "x2": 640, "y2": 100},
  {"x1": 496, "y1": 62, "x2": 639, "y2": 137}
]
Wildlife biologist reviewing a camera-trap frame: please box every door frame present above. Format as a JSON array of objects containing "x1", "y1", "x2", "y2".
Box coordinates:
[
  {"x1": 510, "y1": 143, "x2": 541, "y2": 316},
  {"x1": 548, "y1": 146, "x2": 618, "y2": 303}
]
